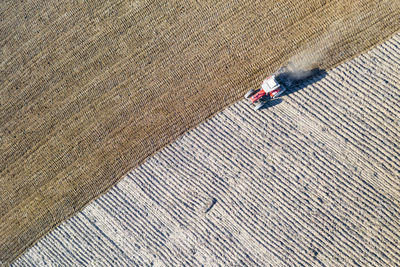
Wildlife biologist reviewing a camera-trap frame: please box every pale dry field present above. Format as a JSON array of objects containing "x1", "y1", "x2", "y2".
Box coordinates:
[
  {"x1": 0, "y1": 0, "x2": 400, "y2": 262},
  {"x1": 2, "y1": 0, "x2": 399, "y2": 263},
  {"x1": 13, "y1": 33, "x2": 400, "y2": 266}
]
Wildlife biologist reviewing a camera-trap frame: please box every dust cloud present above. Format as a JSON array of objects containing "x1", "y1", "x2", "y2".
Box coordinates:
[
  {"x1": 288, "y1": 0, "x2": 398, "y2": 74},
  {"x1": 288, "y1": 19, "x2": 346, "y2": 74}
]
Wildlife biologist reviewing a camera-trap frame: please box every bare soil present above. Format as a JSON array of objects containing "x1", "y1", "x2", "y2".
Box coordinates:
[
  {"x1": 13, "y1": 33, "x2": 400, "y2": 266},
  {"x1": 1, "y1": 0, "x2": 399, "y2": 263}
]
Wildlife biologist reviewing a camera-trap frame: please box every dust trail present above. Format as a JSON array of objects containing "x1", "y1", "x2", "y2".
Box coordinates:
[
  {"x1": 288, "y1": 0, "x2": 399, "y2": 74},
  {"x1": 289, "y1": 18, "x2": 346, "y2": 73}
]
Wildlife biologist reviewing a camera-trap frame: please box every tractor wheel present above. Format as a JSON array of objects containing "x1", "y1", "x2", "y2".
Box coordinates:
[
  {"x1": 254, "y1": 102, "x2": 265, "y2": 111},
  {"x1": 244, "y1": 89, "x2": 256, "y2": 99}
]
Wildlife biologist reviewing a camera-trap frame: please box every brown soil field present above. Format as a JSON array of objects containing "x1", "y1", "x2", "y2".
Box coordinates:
[
  {"x1": 1, "y1": 0, "x2": 399, "y2": 263},
  {"x1": 13, "y1": 33, "x2": 400, "y2": 266}
]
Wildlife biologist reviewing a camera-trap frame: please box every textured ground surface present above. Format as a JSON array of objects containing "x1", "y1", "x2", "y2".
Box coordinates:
[
  {"x1": 2, "y1": 1, "x2": 400, "y2": 263},
  {"x1": 1, "y1": 0, "x2": 400, "y2": 262},
  {"x1": 13, "y1": 33, "x2": 400, "y2": 266}
]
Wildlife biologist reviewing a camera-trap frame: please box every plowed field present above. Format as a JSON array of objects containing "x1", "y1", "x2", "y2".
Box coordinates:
[
  {"x1": 13, "y1": 33, "x2": 400, "y2": 266},
  {"x1": 1, "y1": 0, "x2": 399, "y2": 263}
]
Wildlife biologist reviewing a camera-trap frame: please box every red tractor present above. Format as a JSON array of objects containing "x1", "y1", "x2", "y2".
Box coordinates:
[{"x1": 245, "y1": 67, "x2": 291, "y2": 110}]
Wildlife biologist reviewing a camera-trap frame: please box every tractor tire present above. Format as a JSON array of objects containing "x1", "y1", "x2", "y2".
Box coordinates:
[
  {"x1": 244, "y1": 89, "x2": 256, "y2": 99},
  {"x1": 254, "y1": 102, "x2": 265, "y2": 111}
]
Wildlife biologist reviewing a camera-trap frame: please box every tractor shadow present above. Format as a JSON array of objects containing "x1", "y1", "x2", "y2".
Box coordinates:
[
  {"x1": 259, "y1": 98, "x2": 283, "y2": 109},
  {"x1": 259, "y1": 68, "x2": 327, "y2": 110}
]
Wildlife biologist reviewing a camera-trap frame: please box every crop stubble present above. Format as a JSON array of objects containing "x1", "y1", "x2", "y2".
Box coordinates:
[
  {"x1": 13, "y1": 33, "x2": 400, "y2": 265},
  {"x1": 0, "y1": 0, "x2": 399, "y2": 263}
]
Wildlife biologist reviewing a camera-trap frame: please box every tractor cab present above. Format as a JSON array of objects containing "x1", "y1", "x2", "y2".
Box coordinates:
[
  {"x1": 262, "y1": 75, "x2": 280, "y2": 93},
  {"x1": 244, "y1": 66, "x2": 288, "y2": 110}
]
